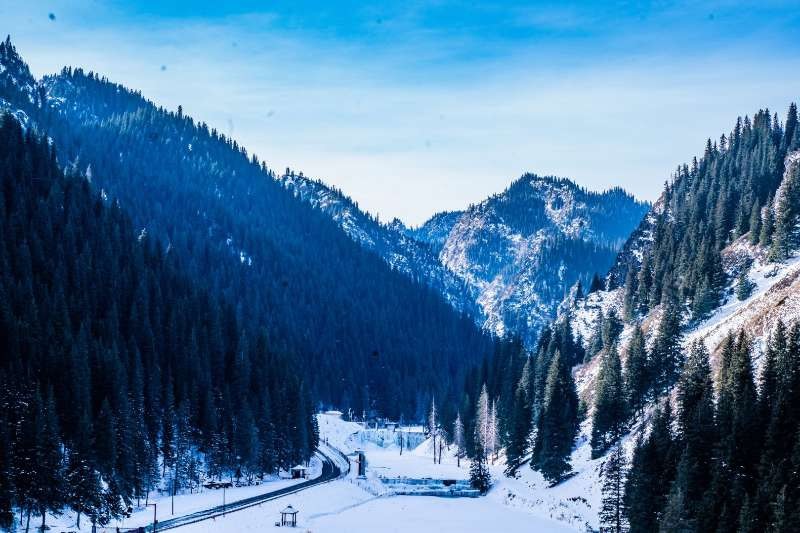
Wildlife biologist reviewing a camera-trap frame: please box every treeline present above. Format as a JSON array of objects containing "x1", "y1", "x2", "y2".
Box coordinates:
[
  {"x1": 0, "y1": 38, "x2": 497, "y2": 419},
  {"x1": 0, "y1": 115, "x2": 318, "y2": 531},
  {"x1": 617, "y1": 103, "x2": 800, "y2": 321}
]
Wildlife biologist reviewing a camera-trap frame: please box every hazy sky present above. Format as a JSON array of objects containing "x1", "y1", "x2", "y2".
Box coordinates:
[{"x1": 3, "y1": 1, "x2": 800, "y2": 225}]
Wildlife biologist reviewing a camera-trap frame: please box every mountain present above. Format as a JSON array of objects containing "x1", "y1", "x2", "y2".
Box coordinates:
[
  {"x1": 0, "y1": 114, "x2": 318, "y2": 528},
  {"x1": 278, "y1": 171, "x2": 480, "y2": 316},
  {"x1": 280, "y1": 168, "x2": 648, "y2": 348},
  {"x1": 0, "y1": 37, "x2": 497, "y2": 419},
  {"x1": 525, "y1": 103, "x2": 800, "y2": 530},
  {"x1": 415, "y1": 175, "x2": 649, "y2": 346}
]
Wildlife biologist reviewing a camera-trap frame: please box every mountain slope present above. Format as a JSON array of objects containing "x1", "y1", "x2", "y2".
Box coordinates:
[
  {"x1": 419, "y1": 175, "x2": 649, "y2": 346},
  {"x1": 278, "y1": 171, "x2": 480, "y2": 316},
  {"x1": 280, "y1": 168, "x2": 647, "y2": 348},
  {"x1": 0, "y1": 37, "x2": 497, "y2": 419},
  {"x1": 543, "y1": 105, "x2": 800, "y2": 531}
]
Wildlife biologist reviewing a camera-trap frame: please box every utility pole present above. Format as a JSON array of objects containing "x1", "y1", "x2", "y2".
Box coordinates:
[{"x1": 146, "y1": 502, "x2": 157, "y2": 532}]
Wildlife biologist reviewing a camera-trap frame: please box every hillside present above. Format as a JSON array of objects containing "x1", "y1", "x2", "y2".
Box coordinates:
[
  {"x1": 418, "y1": 174, "x2": 648, "y2": 346},
  {"x1": 545, "y1": 105, "x2": 800, "y2": 531},
  {"x1": 281, "y1": 167, "x2": 647, "y2": 348},
  {"x1": 0, "y1": 37, "x2": 497, "y2": 419}
]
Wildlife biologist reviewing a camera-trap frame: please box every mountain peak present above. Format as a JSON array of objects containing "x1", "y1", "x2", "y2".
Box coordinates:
[{"x1": 0, "y1": 36, "x2": 38, "y2": 108}]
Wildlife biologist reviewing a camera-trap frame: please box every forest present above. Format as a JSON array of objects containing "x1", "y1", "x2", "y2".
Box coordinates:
[{"x1": 0, "y1": 115, "x2": 318, "y2": 530}]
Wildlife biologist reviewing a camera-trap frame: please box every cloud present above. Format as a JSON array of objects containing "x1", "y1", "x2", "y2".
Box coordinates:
[{"x1": 2, "y1": 0, "x2": 799, "y2": 225}]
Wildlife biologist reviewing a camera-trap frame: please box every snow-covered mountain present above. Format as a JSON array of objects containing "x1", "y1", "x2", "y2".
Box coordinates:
[
  {"x1": 280, "y1": 170, "x2": 648, "y2": 347},
  {"x1": 414, "y1": 175, "x2": 649, "y2": 345},
  {"x1": 278, "y1": 171, "x2": 482, "y2": 317}
]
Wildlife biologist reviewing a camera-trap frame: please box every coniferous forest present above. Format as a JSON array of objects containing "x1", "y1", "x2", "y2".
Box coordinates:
[
  {"x1": 0, "y1": 115, "x2": 319, "y2": 530},
  {"x1": 0, "y1": 38, "x2": 497, "y2": 423},
  {"x1": 454, "y1": 102, "x2": 800, "y2": 532}
]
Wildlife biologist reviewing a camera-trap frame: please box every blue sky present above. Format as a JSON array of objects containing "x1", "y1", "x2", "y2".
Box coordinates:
[{"x1": 3, "y1": 1, "x2": 800, "y2": 224}]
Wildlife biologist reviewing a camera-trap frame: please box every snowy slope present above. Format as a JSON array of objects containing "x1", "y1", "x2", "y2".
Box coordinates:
[{"x1": 427, "y1": 174, "x2": 648, "y2": 346}]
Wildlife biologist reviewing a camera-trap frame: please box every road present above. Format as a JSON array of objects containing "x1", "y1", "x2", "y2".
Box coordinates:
[{"x1": 142, "y1": 444, "x2": 348, "y2": 531}]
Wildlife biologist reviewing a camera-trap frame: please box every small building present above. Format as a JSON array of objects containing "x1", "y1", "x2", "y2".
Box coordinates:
[
  {"x1": 290, "y1": 465, "x2": 308, "y2": 479},
  {"x1": 323, "y1": 410, "x2": 343, "y2": 419},
  {"x1": 280, "y1": 505, "x2": 299, "y2": 527}
]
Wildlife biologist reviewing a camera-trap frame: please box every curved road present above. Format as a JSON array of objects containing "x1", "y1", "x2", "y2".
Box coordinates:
[{"x1": 143, "y1": 445, "x2": 348, "y2": 531}]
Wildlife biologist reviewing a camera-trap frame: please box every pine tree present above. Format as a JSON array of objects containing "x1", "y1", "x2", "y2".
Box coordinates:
[
  {"x1": 624, "y1": 402, "x2": 676, "y2": 533},
  {"x1": 0, "y1": 400, "x2": 14, "y2": 530},
  {"x1": 65, "y1": 413, "x2": 102, "y2": 529},
  {"x1": 701, "y1": 332, "x2": 759, "y2": 531},
  {"x1": 666, "y1": 341, "x2": 716, "y2": 529},
  {"x1": 469, "y1": 441, "x2": 491, "y2": 494},
  {"x1": 32, "y1": 389, "x2": 65, "y2": 531},
  {"x1": 624, "y1": 325, "x2": 649, "y2": 417},
  {"x1": 532, "y1": 350, "x2": 579, "y2": 483},
  {"x1": 760, "y1": 195, "x2": 775, "y2": 247},
  {"x1": 505, "y1": 358, "x2": 533, "y2": 475},
  {"x1": 600, "y1": 444, "x2": 628, "y2": 533},
  {"x1": 475, "y1": 385, "x2": 490, "y2": 454},
  {"x1": 453, "y1": 412, "x2": 466, "y2": 468},
  {"x1": 736, "y1": 270, "x2": 756, "y2": 300},
  {"x1": 428, "y1": 397, "x2": 438, "y2": 464},
  {"x1": 651, "y1": 295, "x2": 684, "y2": 393},
  {"x1": 590, "y1": 273, "x2": 605, "y2": 293},
  {"x1": 591, "y1": 343, "x2": 628, "y2": 458},
  {"x1": 488, "y1": 400, "x2": 499, "y2": 464}
]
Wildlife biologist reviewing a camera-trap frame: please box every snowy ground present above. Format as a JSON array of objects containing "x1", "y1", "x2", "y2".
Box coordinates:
[
  {"x1": 175, "y1": 414, "x2": 580, "y2": 532},
  {"x1": 36, "y1": 460, "x2": 320, "y2": 531}
]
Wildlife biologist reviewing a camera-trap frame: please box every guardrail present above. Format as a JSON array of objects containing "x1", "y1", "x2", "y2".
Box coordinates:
[{"x1": 137, "y1": 444, "x2": 349, "y2": 531}]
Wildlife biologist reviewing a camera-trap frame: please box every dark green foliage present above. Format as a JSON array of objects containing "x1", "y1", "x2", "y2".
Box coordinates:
[
  {"x1": 591, "y1": 344, "x2": 628, "y2": 458},
  {"x1": 650, "y1": 295, "x2": 684, "y2": 394},
  {"x1": 599, "y1": 444, "x2": 628, "y2": 533},
  {"x1": 736, "y1": 270, "x2": 756, "y2": 300},
  {"x1": 625, "y1": 325, "x2": 800, "y2": 532},
  {"x1": 0, "y1": 114, "x2": 316, "y2": 522},
  {"x1": 469, "y1": 441, "x2": 491, "y2": 493},
  {"x1": 590, "y1": 273, "x2": 605, "y2": 293},
  {"x1": 0, "y1": 39, "x2": 497, "y2": 420},
  {"x1": 613, "y1": 104, "x2": 799, "y2": 321},
  {"x1": 770, "y1": 161, "x2": 800, "y2": 261},
  {"x1": 624, "y1": 403, "x2": 676, "y2": 533},
  {"x1": 504, "y1": 358, "x2": 533, "y2": 475},
  {"x1": 531, "y1": 350, "x2": 579, "y2": 483},
  {"x1": 624, "y1": 325, "x2": 649, "y2": 417}
]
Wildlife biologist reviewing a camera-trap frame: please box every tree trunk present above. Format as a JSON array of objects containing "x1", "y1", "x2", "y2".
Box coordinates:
[
  {"x1": 24, "y1": 507, "x2": 30, "y2": 533},
  {"x1": 40, "y1": 509, "x2": 46, "y2": 531},
  {"x1": 76, "y1": 511, "x2": 81, "y2": 529}
]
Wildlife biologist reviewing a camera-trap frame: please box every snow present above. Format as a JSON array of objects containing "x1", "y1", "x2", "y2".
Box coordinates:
[
  {"x1": 34, "y1": 461, "x2": 320, "y2": 531},
  {"x1": 159, "y1": 415, "x2": 583, "y2": 532}
]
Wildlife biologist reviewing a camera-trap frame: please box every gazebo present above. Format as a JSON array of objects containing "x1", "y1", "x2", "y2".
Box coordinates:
[
  {"x1": 280, "y1": 505, "x2": 299, "y2": 527},
  {"x1": 290, "y1": 465, "x2": 308, "y2": 479}
]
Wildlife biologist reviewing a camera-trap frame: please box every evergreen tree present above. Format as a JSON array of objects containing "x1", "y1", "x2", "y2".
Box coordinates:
[
  {"x1": 591, "y1": 343, "x2": 628, "y2": 458},
  {"x1": 65, "y1": 413, "x2": 102, "y2": 529},
  {"x1": 469, "y1": 441, "x2": 491, "y2": 494},
  {"x1": 0, "y1": 400, "x2": 14, "y2": 530},
  {"x1": 736, "y1": 270, "x2": 756, "y2": 300},
  {"x1": 590, "y1": 273, "x2": 605, "y2": 293},
  {"x1": 650, "y1": 295, "x2": 684, "y2": 393},
  {"x1": 600, "y1": 444, "x2": 628, "y2": 533},
  {"x1": 532, "y1": 351, "x2": 579, "y2": 483},
  {"x1": 453, "y1": 412, "x2": 466, "y2": 468},
  {"x1": 624, "y1": 325, "x2": 649, "y2": 417},
  {"x1": 505, "y1": 358, "x2": 533, "y2": 475},
  {"x1": 624, "y1": 404, "x2": 676, "y2": 533}
]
